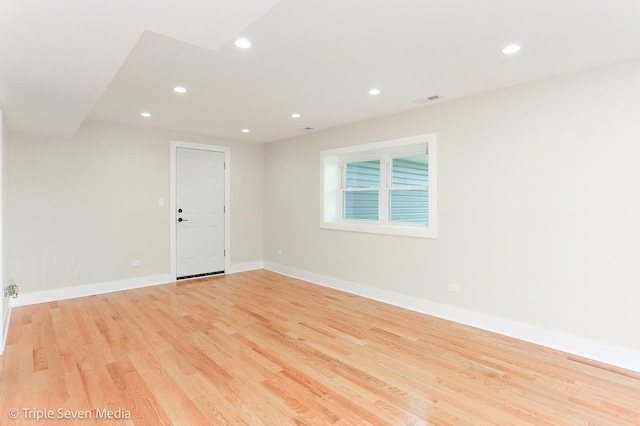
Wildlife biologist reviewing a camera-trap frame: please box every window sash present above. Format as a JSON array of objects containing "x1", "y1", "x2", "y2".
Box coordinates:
[{"x1": 340, "y1": 151, "x2": 428, "y2": 225}]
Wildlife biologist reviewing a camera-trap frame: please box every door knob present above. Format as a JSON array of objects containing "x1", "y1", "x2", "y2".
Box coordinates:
[
  {"x1": 178, "y1": 218, "x2": 188, "y2": 222},
  {"x1": 178, "y1": 208, "x2": 183, "y2": 213}
]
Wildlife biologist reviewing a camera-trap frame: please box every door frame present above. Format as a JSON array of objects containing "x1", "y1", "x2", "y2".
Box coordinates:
[{"x1": 169, "y1": 140, "x2": 230, "y2": 280}]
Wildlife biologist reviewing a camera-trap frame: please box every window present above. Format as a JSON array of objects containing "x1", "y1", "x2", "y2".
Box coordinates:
[{"x1": 321, "y1": 133, "x2": 436, "y2": 238}]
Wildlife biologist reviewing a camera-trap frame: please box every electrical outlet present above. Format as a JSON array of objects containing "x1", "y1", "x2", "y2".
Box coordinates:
[
  {"x1": 4, "y1": 283, "x2": 18, "y2": 298},
  {"x1": 448, "y1": 283, "x2": 460, "y2": 293},
  {"x1": 131, "y1": 260, "x2": 141, "y2": 267}
]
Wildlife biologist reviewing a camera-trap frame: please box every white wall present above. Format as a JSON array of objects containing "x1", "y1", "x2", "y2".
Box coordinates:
[
  {"x1": 9, "y1": 120, "x2": 263, "y2": 296},
  {"x1": 264, "y1": 58, "x2": 640, "y2": 355}
]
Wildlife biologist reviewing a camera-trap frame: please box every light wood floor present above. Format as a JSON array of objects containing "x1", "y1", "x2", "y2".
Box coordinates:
[{"x1": 1, "y1": 269, "x2": 639, "y2": 425}]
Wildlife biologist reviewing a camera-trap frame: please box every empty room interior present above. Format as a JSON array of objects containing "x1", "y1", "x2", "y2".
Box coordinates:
[{"x1": 1, "y1": 0, "x2": 640, "y2": 424}]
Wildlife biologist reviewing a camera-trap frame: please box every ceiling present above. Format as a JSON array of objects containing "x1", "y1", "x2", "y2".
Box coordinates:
[{"x1": 2, "y1": 0, "x2": 640, "y2": 143}]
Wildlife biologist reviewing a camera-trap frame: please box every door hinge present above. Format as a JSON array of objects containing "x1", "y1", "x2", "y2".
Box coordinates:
[
  {"x1": 224, "y1": 162, "x2": 226, "y2": 169},
  {"x1": 224, "y1": 205, "x2": 226, "y2": 213},
  {"x1": 224, "y1": 250, "x2": 226, "y2": 256}
]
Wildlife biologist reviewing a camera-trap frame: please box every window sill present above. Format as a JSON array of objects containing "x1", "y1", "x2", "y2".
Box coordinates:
[{"x1": 320, "y1": 221, "x2": 437, "y2": 238}]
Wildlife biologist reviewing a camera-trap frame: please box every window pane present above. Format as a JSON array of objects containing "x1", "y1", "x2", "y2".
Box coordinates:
[
  {"x1": 389, "y1": 190, "x2": 428, "y2": 224},
  {"x1": 345, "y1": 160, "x2": 380, "y2": 188},
  {"x1": 392, "y1": 155, "x2": 428, "y2": 187},
  {"x1": 344, "y1": 191, "x2": 379, "y2": 220}
]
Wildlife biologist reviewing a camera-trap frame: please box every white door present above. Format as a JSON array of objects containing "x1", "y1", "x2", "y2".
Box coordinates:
[{"x1": 176, "y1": 148, "x2": 225, "y2": 278}]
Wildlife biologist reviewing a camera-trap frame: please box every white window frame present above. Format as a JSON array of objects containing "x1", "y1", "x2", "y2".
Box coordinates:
[{"x1": 320, "y1": 133, "x2": 437, "y2": 238}]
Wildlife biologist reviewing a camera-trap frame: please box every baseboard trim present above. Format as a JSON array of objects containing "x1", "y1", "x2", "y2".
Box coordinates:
[
  {"x1": 8, "y1": 262, "x2": 266, "y2": 308},
  {"x1": 2, "y1": 263, "x2": 263, "y2": 353},
  {"x1": 10, "y1": 273, "x2": 175, "y2": 308},
  {"x1": 1, "y1": 303, "x2": 11, "y2": 355},
  {"x1": 227, "y1": 261, "x2": 265, "y2": 274},
  {"x1": 264, "y1": 261, "x2": 640, "y2": 373}
]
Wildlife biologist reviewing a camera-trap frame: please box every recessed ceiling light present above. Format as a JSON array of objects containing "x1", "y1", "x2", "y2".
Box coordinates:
[
  {"x1": 140, "y1": 112, "x2": 151, "y2": 118},
  {"x1": 241, "y1": 129, "x2": 250, "y2": 133},
  {"x1": 502, "y1": 44, "x2": 521, "y2": 55},
  {"x1": 235, "y1": 38, "x2": 252, "y2": 49},
  {"x1": 291, "y1": 113, "x2": 301, "y2": 118},
  {"x1": 368, "y1": 88, "x2": 381, "y2": 95},
  {"x1": 173, "y1": 86, "x2": 186, "y2": 93}
]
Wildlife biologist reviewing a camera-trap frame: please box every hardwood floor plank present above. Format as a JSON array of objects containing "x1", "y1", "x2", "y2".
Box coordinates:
[{"x1": 2, "y1": 269, "x2": 639, "y2": 425}]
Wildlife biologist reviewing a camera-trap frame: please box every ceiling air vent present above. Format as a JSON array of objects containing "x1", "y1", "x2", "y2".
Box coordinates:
[{"x1": 414, "y1": 95, "x2": 442, "y2": 104}]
